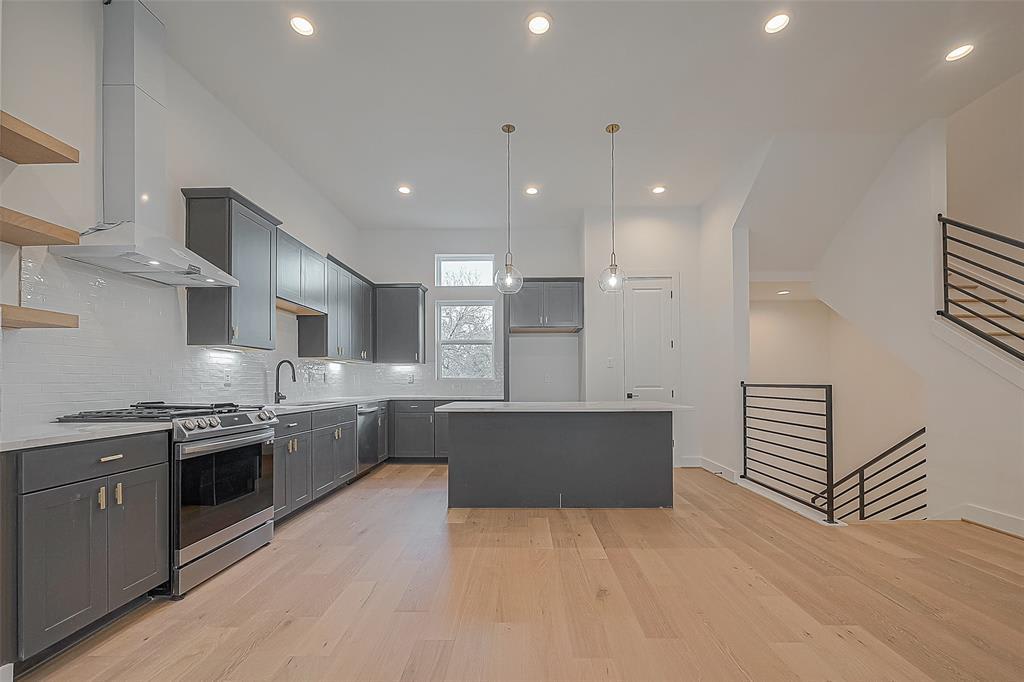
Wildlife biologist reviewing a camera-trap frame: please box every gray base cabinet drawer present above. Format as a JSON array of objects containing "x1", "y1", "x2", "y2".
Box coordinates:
[
  {"x1": 19, "y1": 432, "x2": 168, "y2": 494},
  {"x1": 19, "y1": 462, "x2": 169, "y2": 659},
  {"x1": 312, "y1": 405, "x2": 356, "y2": 429},
  {"x1": 392, "y1": 400, "x2": 433, "y2": 414},
  {"x1": 274, "y1": 411, "x2": 312, "y2": 438}
]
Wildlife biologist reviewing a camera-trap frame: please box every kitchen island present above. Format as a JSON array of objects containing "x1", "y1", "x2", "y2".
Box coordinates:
[{"x1": 435, "y1": 401, "x2": 690, "y2": 508}]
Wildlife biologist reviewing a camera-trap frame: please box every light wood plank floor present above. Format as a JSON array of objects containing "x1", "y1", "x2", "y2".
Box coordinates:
[{"x1": 24, "y1": 465, "x2": 1024, "y2": 681}]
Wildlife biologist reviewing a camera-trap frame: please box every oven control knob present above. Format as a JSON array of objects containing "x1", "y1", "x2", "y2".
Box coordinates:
[
  {"x1": 182, "y1": 419, "x2": 196, "y2": 431},
  {"x1": 209, "y1": 416, "x2": 220, "y2": 427},
  {"x1": 196, "y1": 417, "x2": 208, "y2": 428},
  {"x1": 258, "y1": 411, "x2": 270, "y2": 421}
]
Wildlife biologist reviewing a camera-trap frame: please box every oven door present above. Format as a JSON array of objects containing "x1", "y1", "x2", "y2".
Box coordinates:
[{"x1": 174, "y1": 429, "x2": 275, "y2": 566}]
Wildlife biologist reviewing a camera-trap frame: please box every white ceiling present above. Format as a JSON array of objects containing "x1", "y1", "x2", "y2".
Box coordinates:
[{"x1": 152, "y1": 1, "x2": 1024, "y2": 266}]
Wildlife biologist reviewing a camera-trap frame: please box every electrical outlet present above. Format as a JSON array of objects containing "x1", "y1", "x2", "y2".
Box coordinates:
[
  {"x1": 606, "y1": 357, "x2": 615, "y2": 368},
  {"x1": 407, "y1": 373, "x2": 415, "y2": 384}
]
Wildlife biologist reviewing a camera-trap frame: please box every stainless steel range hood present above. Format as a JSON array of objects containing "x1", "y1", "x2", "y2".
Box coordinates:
[{"x1": 51, "y1": 0, "x2": 237, "y2": 288}]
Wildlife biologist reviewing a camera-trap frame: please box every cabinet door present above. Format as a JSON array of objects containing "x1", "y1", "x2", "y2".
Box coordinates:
[
  {"x1": 19, "y1": 478, "x2": 109, "y2": 658},
  {"x1": 351, "y1": 279, "x2": 373, "y2": 360},
  {"x1": 510, "y1": 281, "x2": 544, "y2": 327},
  {"x1": 311, "y1": 426, "x2": 337, "y2": 499},
  {"x1": 434, "y1": 411, "x2": 450, "y2": 458},
  {"x1": 394, "y1": 413, "x2": 435, "y2": 458},
  {"x1": 107, "y1": 464, "x2": 169, "y2": 611},
  {"x1": 276, "y1": 230, "x2": 303, "y2": 303},
  {"x1": 273, "y1": 439, "x2": 290, "y2": 519},
  {"x1": 378, "y1": 409, "x2": 388, "y2": 461},
  {"x1": 301, "y1": 248, "x2": 328, "y2": 313},
  {"x1": 230, "y1": 202, "x2": 276, "y2": 349},
  {"x1": 335, "y1": 421, "x2": 357, "y2": 484},
  {"x1": 337, "y1": 269, "x2": 353, "y2": 360},
  {"x1": 324, "y1": 264, "x2": 341, "y2": 358},
  {"x1": 375, "y1": 287, "x2": 424, "y2": 363},
  {"x1": 289, "y1": 432, "x2": 313, "y2": 511},
  {"x1": 543, "y1": 281, "x2": 582, "y2": 328}
]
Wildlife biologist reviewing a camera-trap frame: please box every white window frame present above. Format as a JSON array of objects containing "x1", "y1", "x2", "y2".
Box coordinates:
[
  {"x1": 434, "y1": 254, "x2": 495, "y2": 287},
  {"x1": 435, "y1": 299, "x2": 496, "y2": 380}
]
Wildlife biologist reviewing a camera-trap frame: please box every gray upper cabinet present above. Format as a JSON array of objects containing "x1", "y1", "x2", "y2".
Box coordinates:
[
  {"x1": 509, "y1": 279, "x2": 583, "y2": 333},
  {"x1": 276, "y1": 228, "x2": 327, "y2": 314},
  {"x1": 298, "y1": 261, "x2": 361, "y2": 361},
  {"x1": 183, "y1": 188, "x2": 281, "y2": 350},
  {"x1": 375, "y1": 284, "x2": 426, "y2": 364},
  {"x1": 351, "y1": 278, "x2": 373, "y2": 361}
]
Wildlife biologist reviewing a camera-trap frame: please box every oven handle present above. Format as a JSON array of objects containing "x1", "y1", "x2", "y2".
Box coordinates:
[{"x1": 177, "y1": 429, "x2": 275, "y2": 460}]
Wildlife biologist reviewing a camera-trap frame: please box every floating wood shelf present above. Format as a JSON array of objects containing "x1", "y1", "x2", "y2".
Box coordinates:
[
  {"x1": 0, "y1": 304, "x2": 79, "y2": 329},
  {"x1": 275, "y1": 297, "x2": 325, "y2": 317},
  {"x1": 0, "y1": 111, "x2": 80, "y2": 165},
  {"x1": 0, "y1": 207, "x2": 80, "y2": 247}
]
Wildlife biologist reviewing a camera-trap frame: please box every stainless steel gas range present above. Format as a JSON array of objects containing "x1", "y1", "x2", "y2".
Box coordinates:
[{"x1": 58, "y1": 402, "x2": 279, "y2": 596}]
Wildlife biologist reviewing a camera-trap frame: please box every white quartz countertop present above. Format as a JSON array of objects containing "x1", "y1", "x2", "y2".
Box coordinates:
[
  {"x1": 434, "y1": 401, "x2": 693, "y2": 413},
  {"x1": 1, "y1": 422, "x2": 172, "y2": 453},
  {"x1": 272, "y1": 395, "x2": 499, "y2": 415}
]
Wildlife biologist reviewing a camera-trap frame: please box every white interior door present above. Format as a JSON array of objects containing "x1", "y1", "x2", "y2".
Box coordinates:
[{"x1": 624, "y1": 276, "x2": 677, "y2": 401}]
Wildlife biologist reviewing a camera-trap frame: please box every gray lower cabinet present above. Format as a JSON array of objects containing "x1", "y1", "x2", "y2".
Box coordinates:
[
  {"x1": 434, "y1": 412, "x2": 450, "y2": 458},
  {"x1": 377, "y1": 407, "x2": 389, "y2": 462},
  {"x1": 183, "y1": 188, "x2": 281, "y2": 349},
  {"x1": 374, "y1": 284, "x2": 426, "y2": 363},
  {"x1": 311, "y1": 426, "x2": 337, "y2": 499},
  {"x1": 288, "y1": 433, "x2": 313, "y2": 511},
  {"x1": 394, "y1": 412, "x2": 435, "y2": 458},
  {"x1": 509, "y1": 279, "x2": 583, "y2": 332},
  {"x1": 273, "y1": 438, "x2": 291, "y2": 518},
  {"x1": 335, "y1": 420, "x2": 357, "y2": 484},
  {"x1": 19, "y1": 461, "x2": 169, "y2": 659}
]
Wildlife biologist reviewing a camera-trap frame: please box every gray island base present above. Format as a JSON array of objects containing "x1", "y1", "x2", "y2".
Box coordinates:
[{"x1": 436, "y1": 402, "x2": 686, "y2": 508}]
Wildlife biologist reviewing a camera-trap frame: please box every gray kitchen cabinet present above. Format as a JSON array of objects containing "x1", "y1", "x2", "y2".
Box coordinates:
[
  {"x1": 509, "y1": 279, "x2": 583, "y2": 332},
  {"x1": 311, "y1": 426, "x2": 337, "y2": 499},
  {"x1": 394, "y1": 411, "x2": 435, "y2": 458},
  {"x1": 184, "y1": 188, "x2": 281, "y2": 350},
  {"x1": 301, "y1": 248, "x2": 328, "y2": 313},
  {"x1": 375, "y1": 284, "x2": 426, "y2": 364},
  {"x1": 277, "y1": 228, "x2": 327, "y2": 314},
  {"x1": 351, "y1": 277, "x2": 373, "y2": 361},
  {"x1": 377, "y1": 406, "x2": 389, "y2": 462},
  {"x1": 297, "y1": 262, "x2": 363, "y2": 361},
  {"x1": 273, "y1": 438, "x2": 291, "y2": 519},
  {"x1": 335, "y1": 420, "x2": 357, "y2": 484},
  {"x1": 19, "y1": 478, "x2": 108, "y2": 659},
  {"x1": 106, "y1": 464, "x2": 169, "y2": 611},
  {"x1": 337, "y1": 269, "x2": 353, "y2": 359},
  {"x1": 289, "y1": 432, "x2": 313, "y2": 512},
  {"x1": 434, "y1": 412, "x2": 450, "y2": 458}
]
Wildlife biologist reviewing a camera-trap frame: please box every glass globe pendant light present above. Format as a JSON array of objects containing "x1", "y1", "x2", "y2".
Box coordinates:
[
  {"x1": 495, "y1": 123, "x2": 524, "y2": 294},
  {"x1": 599, "y1": 123, "x2": 626, "y2": 293}
]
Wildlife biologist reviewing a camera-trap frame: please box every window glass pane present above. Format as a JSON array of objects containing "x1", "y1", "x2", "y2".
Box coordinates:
[
  {"x1": 438, "y1": 258, "x2": 493, "y2": 287},
  {"x1": 439, "y1": 304, "x2": 493, "y2": 341},
  {"x1": 440, "y1": 344, "x2": 494, "y2": 379}
]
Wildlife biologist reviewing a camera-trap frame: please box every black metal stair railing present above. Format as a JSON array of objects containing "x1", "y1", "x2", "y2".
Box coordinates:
[
  {"x1": 937, "y1": 214, "x2": 1024, "y2": 362},
  {"x1": 740, "y1": 382, "x2": 835, "y2": 524},
  {"x1": 812, "y1": 428, "x2": 927, "y2": 522}
]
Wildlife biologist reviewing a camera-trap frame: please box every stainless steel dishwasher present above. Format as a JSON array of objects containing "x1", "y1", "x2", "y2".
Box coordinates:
[{"x1": 356, "y1": 402, "x2": 380, "y2": 473}]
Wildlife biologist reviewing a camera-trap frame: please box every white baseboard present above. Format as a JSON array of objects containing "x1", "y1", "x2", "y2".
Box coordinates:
[
  {"x1": 938, "y1": 503, "x2": 1024, "y2": 539},
  {"x1": 699, "y1": 457, "x2": 738, "y2": 483},
  {"x1": 676, "y1": 455, "x2": 702, "y2": 468},
  {"x1": 735, "y1": 477, "x2": 841, "y2": 525},
  {"x1": 1, "y1": 662, "x2": 12, "y2": 682}
]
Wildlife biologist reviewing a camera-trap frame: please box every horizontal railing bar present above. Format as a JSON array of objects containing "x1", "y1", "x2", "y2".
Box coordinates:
[
  {"x1": 938, "y1": 312, "x2": 1024, "y2": 363},
  {"x1": 746, "y1": 404, "x2": 827, "y2": 418},
  {"x1": 747, "y1": 436, "x2": 828, "y2": 458},
  {"x1": 947, "y1": 251, "x2": 1024, "y2": 288},
  {"x1": 839, "y1": 507, "x2": 860, "y2": 521},
  {"x1": 863, "y1": 443, "x2": 927, "y2": 483},
  {"x1": 746, "y1": 425, "x2": 828, "y2": 445},
  {"x1": 864, "y1": 487, "x2": 927, "y2": 520},
  {"x1": 741, "y1": 383, "x2": 831, "y2": 389},
  {"x1": 833, "y1": 495, "x2": 859, "y2": 512},
  {"x1": 945, "y1": 267, "x2": 1024, "y2": 307},
  {"x1": 740, "y1": 476, "x2": 825, "y2": 513},
  {"x1": 863, "y1": 460, "x2": 926, "y2": 498},
  {"x1": 891, "y1": 504, "x2": 928, "y2": 521},
  {"x1": 946, "y1": 281, "x2": 1024, "y2": 322},
  {"x1": 832, "y1": 481, "x2": 859, "y2": 501},
  {"x1": 939, "y1": 214, "x2": 1024, "y2": 250},
  {"x1": 947, "y1": 235, "x2": 1024, "y2": 270},
  {"x1": 831, "y1": 428, "x2": 926, "y2": 489},
  {"x1": 745, "y1": 394, "x2": 827, "y2": 404},
  {"x1": 746, "y1": 457, "x2": 826, "y2": 485},
  {"x1": 864, "y1": 473, "x2": 927, "y2": 510},
  {"x1": 746, "y1": 415, "x2": 827, "y2": 431},
  {"x1": 948, "y1": 301, "x2": 1024, "y2": 343},
  {"x1": 746, "y1": 467, "x2": 820, "y2": 496},
  {"x1": 745, "y1": 446, "x2": 828, "y2": 472}
]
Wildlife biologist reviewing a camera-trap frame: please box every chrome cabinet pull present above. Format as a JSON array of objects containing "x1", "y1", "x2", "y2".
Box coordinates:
[
  {"x1": 99, "y1": 454, "x2": 124, "y2": 463},
  {"x1": 287, "y1": 422, "x2": 299, "y2": 428},
  {"x1": 115, "y1": 482, "x2": 123, "y2": 506},
  {"x1": 98, "y1": 485, "x2": 107, "y2": 510}
]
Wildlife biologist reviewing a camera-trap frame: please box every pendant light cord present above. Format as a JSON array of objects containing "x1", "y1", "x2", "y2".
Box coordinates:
[
  {"x1": 609, "y1": 126, "x2": 617, "y2": 266},
  {"x1": 506, "y1": 128, "x2": 512, "y2": 267}
]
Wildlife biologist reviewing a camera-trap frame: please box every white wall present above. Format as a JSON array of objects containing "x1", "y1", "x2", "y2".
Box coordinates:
[
  {"x1": 509, "y1": 335, "x2": 580, "y2": 401},
  {"x1": 814, "y1": 118, "x2": 1024, "y2": 535},
  {"x1": 749, "y1": 300, "x2": 830, "y2": 383},
  {"x1": 947, "y1": 70, "x2": 1024, "y2": 240}
]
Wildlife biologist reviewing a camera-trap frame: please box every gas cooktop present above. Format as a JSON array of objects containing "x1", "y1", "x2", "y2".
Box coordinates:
[{"x1": 57, "y1": 401, "x2": 264, "y2": 422}]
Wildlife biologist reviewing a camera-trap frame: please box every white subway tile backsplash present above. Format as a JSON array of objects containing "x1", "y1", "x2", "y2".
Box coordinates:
[{"x1": 1, "y1": 252, "x2": 502, "y2": 434}]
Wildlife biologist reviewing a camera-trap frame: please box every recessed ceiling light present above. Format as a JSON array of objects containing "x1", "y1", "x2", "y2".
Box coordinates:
[
  {"x1": 764, "y1": 14, "x2": 790, "y2": 34},
  {"x1": 147, "y1": 260, "x2": 160, "y2": 266},
  {"x1": 776, "y1": 289, "x2": 791, "y2": 295},
  {"x1": 397, "y1": 184, "x2": 413, "y2": 195},
  {"x1": 290, "y1": 16, "x2": 315, "y2": 36},
  {"x1": 651, "y1": 185, "x2": 667, "y2": 195},
  {"x1": 945, "y1": 44, "x2": 974, "y2": 62},
  {"x1": 527, "y1": 12, "x2": 551, "y2": 35},
  {"x1": 525, "y1": 186, "x2": 539, "y2": 195}
]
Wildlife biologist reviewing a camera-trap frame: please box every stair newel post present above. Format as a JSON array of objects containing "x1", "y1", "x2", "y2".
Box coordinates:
[
  {"x1": 824, "y1": 385, "x2": 836, "y2": 524},
  {"x1": 857, "y1": 469, "x2": 866, "y2": 521},
  {"x1": 740, "y1": 382, "x2": 748, "y2": 480},
  {"x1": 939, "y1": 214, "x2": 950, "y2": 316}
]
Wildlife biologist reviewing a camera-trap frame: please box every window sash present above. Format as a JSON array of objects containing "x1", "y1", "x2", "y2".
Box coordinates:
[
  {"x1": 436, "y1": 300, "x2": 495, "y2": 379},
  {"x1": 435, "y1": 254, "x2": 495, "y2": 287}
]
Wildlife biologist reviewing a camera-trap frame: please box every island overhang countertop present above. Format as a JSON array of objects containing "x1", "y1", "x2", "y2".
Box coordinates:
[{"x1": 435, "y1": 401, "x2": 693, "y2": 413}]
